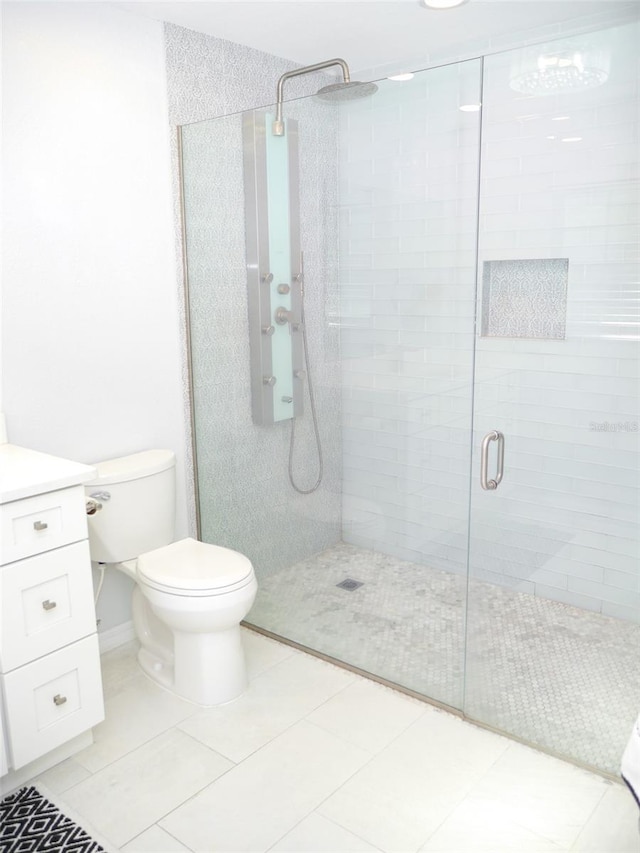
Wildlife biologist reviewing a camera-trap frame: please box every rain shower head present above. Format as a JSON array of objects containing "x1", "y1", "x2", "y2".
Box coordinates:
[
  {"x1": 315, "y1": 80, "x2": 379, "y2": 102},
  {"x1": 272, "y1": 57, "x2": 377, "y2": 135}
]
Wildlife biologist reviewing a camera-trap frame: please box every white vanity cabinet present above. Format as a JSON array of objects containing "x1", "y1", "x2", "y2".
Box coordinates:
[{"x1": 0, "y1": 445, "x2": 105, "y2": 776}]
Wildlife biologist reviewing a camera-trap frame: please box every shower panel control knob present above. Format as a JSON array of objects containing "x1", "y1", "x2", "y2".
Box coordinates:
[
  {"x1": 262, "y1": 325, "x2": 275, "y2": 336},
  {"x1": 275, "y1": 307, "x2": 294, "y2": 325},
  {"x1": 261, "y1": 272, "x2": 274, "y2": 284},
  {"x1": 277, "y1": 283, "x2": 290, "y2": 294},
  {"x1": 263, "y1": 375, "x2": 277, "y2": 387}
]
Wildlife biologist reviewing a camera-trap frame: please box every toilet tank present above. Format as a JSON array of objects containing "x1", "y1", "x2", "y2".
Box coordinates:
[{"x1": 84, "y1": 449, "x2": 176, "y2": 563}]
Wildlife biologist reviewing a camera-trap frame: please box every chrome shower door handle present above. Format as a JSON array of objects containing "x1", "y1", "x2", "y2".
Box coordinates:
[
  {"x1": 480, "y1": 430, "x2": 505, "y2": 491},
  {"x1": 494, "y1": 430, "x2": 505, "y2": 486}
]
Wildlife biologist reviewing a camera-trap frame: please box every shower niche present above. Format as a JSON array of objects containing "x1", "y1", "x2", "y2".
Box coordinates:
[{"x1": 242, "y1": 111, "x2": 305, "y2": 425}]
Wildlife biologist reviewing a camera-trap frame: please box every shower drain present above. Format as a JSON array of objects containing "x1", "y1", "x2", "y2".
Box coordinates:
[{"x1": 336, "y1": 578, "x2": 364, "y2": 591}]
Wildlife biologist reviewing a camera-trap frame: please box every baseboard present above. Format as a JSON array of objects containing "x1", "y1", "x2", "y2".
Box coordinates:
[
  {"x1": 98, "y1": 621, "x2": 136, "y2": 654},
  {"x1": 0, "y1": 732, "x2": 94, "y2": 797}
]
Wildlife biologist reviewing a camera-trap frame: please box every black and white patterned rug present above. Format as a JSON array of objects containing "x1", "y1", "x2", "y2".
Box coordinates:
[{"x1": 0, "y1": 785, "x2": 105, "y2": 852}]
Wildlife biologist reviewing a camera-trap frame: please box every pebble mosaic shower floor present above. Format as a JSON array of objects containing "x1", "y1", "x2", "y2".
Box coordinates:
[{"x1": 248, "y1": 542, "x2": 640, "y2": 776}]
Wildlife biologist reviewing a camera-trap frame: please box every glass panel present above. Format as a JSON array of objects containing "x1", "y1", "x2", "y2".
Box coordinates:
[
  {"x1": 465, "y1": 21, "x2": 640, "y2": 774},
  {"x1": 181, "y1": 59, "x2": 482, "y2": 711},
  {"x1": 180, "y1": 93, "x2": 343, "y2": 578},
  {"x1": 329, "y1": 61, "x2": 482, "y2": 708}
]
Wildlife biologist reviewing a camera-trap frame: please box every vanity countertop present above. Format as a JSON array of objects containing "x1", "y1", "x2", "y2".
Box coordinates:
[{"x1": 0, "y1": 444, "x2": 97, "y2": 504}]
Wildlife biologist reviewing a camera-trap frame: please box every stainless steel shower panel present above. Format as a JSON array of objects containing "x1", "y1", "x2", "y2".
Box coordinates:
[
  {"x1": 243, "y1": 111, "x2": 304, "y2": 425},
  {"x1": 243, "y1": 111, "x2": 274, "y2": 425},
  {"x1": 287, "y1": 121, "x2": 304, "y2": 425}
]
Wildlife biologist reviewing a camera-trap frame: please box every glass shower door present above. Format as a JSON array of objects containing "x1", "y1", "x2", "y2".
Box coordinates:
[{"x1": 464, "y1": 21, "x2": 640, "y2": 774}]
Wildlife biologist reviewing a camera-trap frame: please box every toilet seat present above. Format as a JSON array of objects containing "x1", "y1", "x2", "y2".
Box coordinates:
[{"x1": 137, "y1": 537, "x2": 254, "y2": 597}]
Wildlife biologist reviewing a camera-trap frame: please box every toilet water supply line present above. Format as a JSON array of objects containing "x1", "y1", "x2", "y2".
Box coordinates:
[
  {"x1": 93, "y1": 564, "x2": 106, "y2": 608},
  {"x1": 86, "y1": 494, "x2": 106, "y2": 607}
]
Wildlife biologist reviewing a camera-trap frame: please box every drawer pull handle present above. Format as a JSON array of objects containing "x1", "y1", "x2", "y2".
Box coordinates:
[
  {"x1": 53, "y1": 694, "x2": 67, "y2": 706},
  {"x1": 33, "y1": 521, "x2": 49, "y2": 531},
  {"x1": 42, "y1": 599, "x2": 57, "y2": 611}
]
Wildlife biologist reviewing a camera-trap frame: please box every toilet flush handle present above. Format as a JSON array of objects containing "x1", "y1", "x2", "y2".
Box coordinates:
[{"x1": 86, "y1": 491, "x2": 110, "y2": 516}]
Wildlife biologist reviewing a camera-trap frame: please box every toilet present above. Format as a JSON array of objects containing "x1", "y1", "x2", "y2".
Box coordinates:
[{"x1": 84, "y1": 449, "x2": 257, "y2": 705}]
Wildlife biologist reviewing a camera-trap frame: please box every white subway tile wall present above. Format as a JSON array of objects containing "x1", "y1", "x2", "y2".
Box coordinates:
[
  {"x1": 339, "y1": 59, "x2": 482, "y2": 584},
  {"x1": 339, "y1": 22, "x2": 639, "y2": 623},
  {"x1": 471, "y1": 22, "x2": 639, "y2": 623}
]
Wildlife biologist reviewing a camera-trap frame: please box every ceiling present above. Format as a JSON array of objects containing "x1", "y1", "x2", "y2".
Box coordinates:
[{"x1": 115, "y1": 0, "x2": 636, "y2": 74}]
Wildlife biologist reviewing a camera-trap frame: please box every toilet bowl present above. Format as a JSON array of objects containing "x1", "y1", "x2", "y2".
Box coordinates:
[
  {"x1": 136, "y1": 538, "x2": 257, "y2": 705},
  {"x1": 85, "y1": 450, "x2": 258, "y2": 705}
]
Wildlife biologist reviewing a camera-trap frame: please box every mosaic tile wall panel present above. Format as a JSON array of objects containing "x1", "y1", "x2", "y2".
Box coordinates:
[
  {"x1": 164, "y1": 24, "x2": 341, "y2": 577},
  {"x1": 481, "y1": 258, "x2": 568, "y2": 339}
]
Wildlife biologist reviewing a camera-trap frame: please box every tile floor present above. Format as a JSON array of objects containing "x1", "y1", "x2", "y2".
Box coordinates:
[
  {"x1": 31, "y1": 628, "x2": 639, "y2": 853},
  {"x1": 249, "y1": 543, "x2": 640, "y2": 775}
]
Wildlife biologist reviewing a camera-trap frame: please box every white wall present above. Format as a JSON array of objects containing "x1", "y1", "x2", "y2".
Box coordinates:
[{"x1": 2, "y1": 2, "x2": 187, "y2": 631}]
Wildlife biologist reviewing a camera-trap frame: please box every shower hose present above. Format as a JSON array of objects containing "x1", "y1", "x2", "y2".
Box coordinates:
[{"x1": 288, "y1": 277, "x2": 323, "y2": 494}]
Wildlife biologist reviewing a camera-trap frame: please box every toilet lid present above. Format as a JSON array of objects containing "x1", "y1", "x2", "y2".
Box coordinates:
[{"x1": 137, "y1": 537, "x2": 254, "y2": 593}]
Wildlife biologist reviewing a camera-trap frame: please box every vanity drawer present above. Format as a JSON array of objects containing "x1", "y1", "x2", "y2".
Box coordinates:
[
  {"x1": 1, "y1": 486, "x2": 88, "y2": 564},
  {"x1": 2, "y1": 634, "x2": 104, "y2": 769},
  {"x1": 0, "y1": 540, "x2": 96, "y2": 671}
]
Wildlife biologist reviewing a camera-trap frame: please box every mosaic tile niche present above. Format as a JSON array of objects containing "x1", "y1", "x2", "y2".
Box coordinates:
[
  {"x1": 165, "y1": 24, "x2": 342, "y2": 578},
  {"x1": 481, "y1": 258, "x2": 569, "y2": 339}
]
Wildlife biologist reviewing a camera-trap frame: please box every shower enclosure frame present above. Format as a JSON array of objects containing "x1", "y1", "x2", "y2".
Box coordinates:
[{"x1": 177, "y1": 16, "x2": 639, "y2": 781}]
